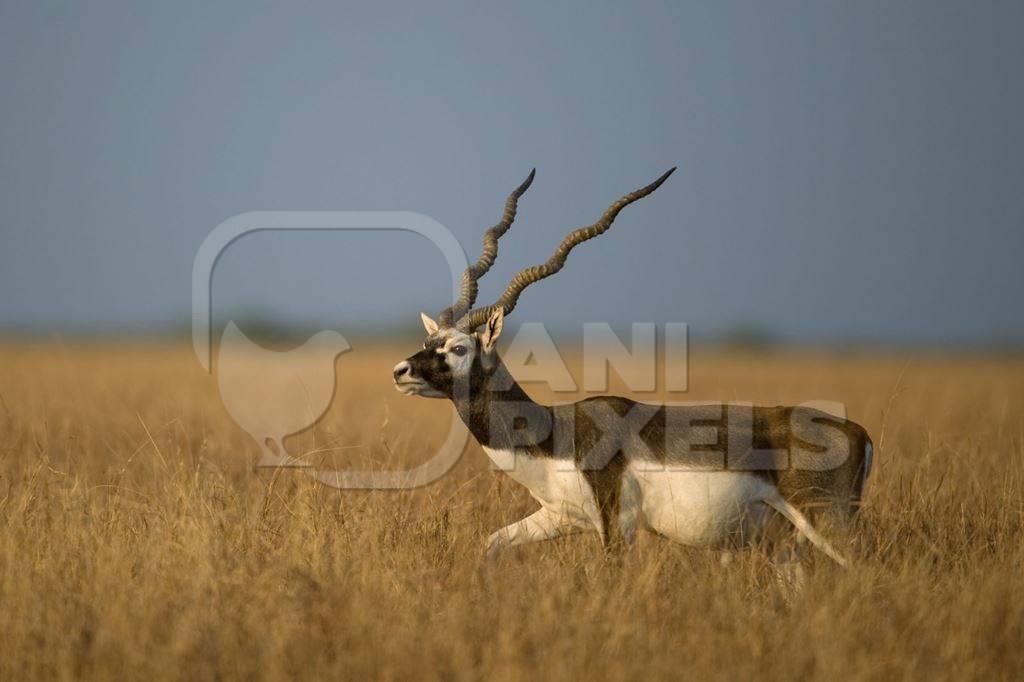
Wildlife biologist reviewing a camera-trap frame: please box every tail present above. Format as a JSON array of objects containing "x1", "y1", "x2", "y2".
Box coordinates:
[
  {"x1": 764, "y1": 491, "x2": 849, "y2": 568},
  {"x1": 861, "y1": 438, "x2": 874, "y2": 491},
  {"x1": 850, "y1": 437, "x2": 874, "y2": 510}
]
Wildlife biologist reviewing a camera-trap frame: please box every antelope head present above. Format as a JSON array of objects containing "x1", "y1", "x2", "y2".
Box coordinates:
[{"x1": 392, "y1": 167, "x2": 676, "y2": 400}]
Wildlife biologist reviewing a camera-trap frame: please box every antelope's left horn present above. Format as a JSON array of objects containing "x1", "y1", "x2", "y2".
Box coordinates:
[{"x1": 438, "y1": 169, "x2": 536, "y2": 327}]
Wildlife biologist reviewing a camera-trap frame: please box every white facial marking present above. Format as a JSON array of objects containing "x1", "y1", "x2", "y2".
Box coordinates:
[{"x1": 437, "y1": 330, "x2": 476, "y2": 375}]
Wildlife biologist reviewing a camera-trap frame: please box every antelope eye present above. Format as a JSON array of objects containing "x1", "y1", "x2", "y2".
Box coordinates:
[{"x1": 451, "y1": 345, "x2": 468, "y2": 357}]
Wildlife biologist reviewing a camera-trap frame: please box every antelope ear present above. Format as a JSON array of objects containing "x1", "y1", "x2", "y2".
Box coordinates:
[
  {"x1": 420, "y1": 312, "x2": 439, "y2": 335},
  {"x1": 480, "y1": 308, "x2": 504, "y2": 352}
]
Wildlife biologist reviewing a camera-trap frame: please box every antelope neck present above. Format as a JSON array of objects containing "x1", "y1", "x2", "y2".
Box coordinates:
[{"x1": 451, "y1": 359, "x2": 553, "y2": 452}]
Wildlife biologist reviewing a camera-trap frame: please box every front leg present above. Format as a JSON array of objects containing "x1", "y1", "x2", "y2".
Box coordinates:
[{"x1": 486, "y1": 507, "x2": 580, "y2": 560}]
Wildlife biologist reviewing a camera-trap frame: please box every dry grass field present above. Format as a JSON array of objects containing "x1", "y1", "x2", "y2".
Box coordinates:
[{"x1": 1, "y1": 340, "x2": 1022, "y2": 680}]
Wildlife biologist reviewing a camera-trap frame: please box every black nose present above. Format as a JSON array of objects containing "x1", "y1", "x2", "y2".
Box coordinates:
[{"x1": 393, "y1": 363, "x2": 410, "y2": 380}]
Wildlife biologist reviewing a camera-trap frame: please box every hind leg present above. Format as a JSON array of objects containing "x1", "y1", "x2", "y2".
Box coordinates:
[
  {"x1": 763, "y1": 493, "x2": 849, "y2": 568},
  {"x1": 772, "y1": 545, "x2": 807, "y2": 594}
]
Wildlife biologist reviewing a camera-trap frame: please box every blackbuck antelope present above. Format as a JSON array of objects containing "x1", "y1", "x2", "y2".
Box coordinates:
[{"x1": 393, "y1": 169, "x2": 872, "y2": 566}]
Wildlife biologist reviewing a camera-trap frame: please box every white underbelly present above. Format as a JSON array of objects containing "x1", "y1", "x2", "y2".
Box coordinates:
[
  {"x1": 629, "y1": 466, "x2": 775, "y2": 546},
  {"x1": 482, "y1": 446, "x2": 599, "y2": 527}
]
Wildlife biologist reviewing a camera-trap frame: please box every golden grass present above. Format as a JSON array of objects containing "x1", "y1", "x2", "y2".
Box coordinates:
[{"x1": 1, "y1": 341, "x2": 1022, "y2": 680}]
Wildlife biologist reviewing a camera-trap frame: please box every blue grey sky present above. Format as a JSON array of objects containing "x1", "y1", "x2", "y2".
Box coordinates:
[{"x1": 2, "y1": 1, "x2": 1022, "y2": 344}]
